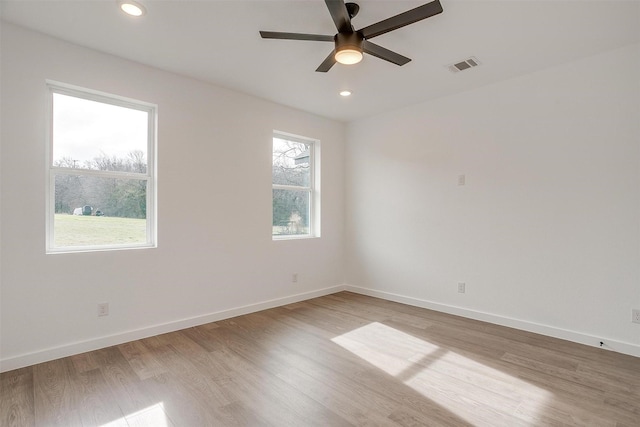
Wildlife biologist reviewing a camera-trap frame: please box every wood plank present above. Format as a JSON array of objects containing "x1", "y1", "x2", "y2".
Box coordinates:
[
  {"x1": 117, "y1": 339, "x2": 167, "y2": 380},
  {"x1": 89, "y1": 346, "x2": 160, "y2": 416},
  {"x1": 0, "y1": 367, "x2": 35, "y2": 427},
  {"x1": 74, "y1": 368, "x2": 127, "y2": 426},
  {"x1": 32, "y1": 358, "x2": 82, "y2": 426}
]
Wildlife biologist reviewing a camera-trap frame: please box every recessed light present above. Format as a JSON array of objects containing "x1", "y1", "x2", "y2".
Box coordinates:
[
  {"x1": 119, "y1": 0, "x2": 146, "y2": 17},
  {"x1": 339, "y1": 91, "x2": 352, "y2": 97}
]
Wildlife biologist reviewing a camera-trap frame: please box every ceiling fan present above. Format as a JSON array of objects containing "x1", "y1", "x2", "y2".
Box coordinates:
[{"x1": 260, "y1": 0, "x2": 443, "y2": 72}]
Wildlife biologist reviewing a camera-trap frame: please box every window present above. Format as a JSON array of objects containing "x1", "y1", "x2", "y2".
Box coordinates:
[
  {"x1": 272, "y1": 132, "x2": 319, "y2": 238},
  {"x1": 46, "y1": 82, "x2": 156, "y2": 252}
]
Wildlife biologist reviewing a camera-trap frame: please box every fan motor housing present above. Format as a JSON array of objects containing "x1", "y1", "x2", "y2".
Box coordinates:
[{"x1": 335, "y1": 32, "x2": 364, "y2": 51}]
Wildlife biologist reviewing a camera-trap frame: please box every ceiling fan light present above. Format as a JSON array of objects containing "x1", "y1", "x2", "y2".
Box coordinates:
[{"x1": 335, "y1": 48, "x2": 363, "y2": 65}]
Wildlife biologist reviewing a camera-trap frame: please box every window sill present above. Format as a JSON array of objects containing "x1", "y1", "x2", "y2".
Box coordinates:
[
  {"x1": 272, "y1": 235, "x2": 320, "y2": 241},
  {"x1": 46, "y1": 243, "x2": 157, "y2": 255}
]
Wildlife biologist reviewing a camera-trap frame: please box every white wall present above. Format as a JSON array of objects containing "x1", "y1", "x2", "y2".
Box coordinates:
[
  {"x1": 345, "y1": 43, "x2": 640, "y2": 356},
  {"x1": 0, "y1": 23, "x2": 346, "y2": 371}
]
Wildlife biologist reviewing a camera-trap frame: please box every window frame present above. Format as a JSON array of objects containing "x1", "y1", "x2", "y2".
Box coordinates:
[
  {"x1": 45, "y1": 81, "x2": 157, "y2": 253},
  {"x1": 272, "y1": 131, "x2": 320, "y2": 240}
]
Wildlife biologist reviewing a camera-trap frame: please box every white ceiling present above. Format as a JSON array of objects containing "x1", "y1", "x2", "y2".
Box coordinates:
[{"x1": 1, "y1": 0, "x2": 639, "y2": 122}]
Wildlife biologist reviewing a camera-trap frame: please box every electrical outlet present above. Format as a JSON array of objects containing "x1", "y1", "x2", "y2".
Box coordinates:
[
  {"x1": 458, "y1": 282, "x2": 466, "y2": 293},
  {"x1": 458, "y1": 174, "x2": 466, "y2": 186},
  {"x1": 292, "y1": 273, "x2": 298, "y2": 283},
  {"x1": 98, "y1": 302, "x2": 109, "y2": 317},
  {"x1": 632, "y1": 309, "x2": 640, "y2": 324}
]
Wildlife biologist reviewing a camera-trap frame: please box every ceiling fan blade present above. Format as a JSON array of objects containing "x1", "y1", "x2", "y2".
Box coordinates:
[
  {"x1": 362, "y1": 41, "x2": 411, "y2": 66},
  {"x1": 325, "y1": 0, "x2": 353, "y2": 33},
  {"x1": 359, "y1": 0, "x2": 443, "y2": 39},
  {"x1": 316, "y1": 50, "x2": 337, "y2": 72},
  {"x1": 260, "y1": 31, "x2": 334, "y2": 42}
]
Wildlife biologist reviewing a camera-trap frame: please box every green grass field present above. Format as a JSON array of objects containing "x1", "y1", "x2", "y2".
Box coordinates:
[{"x1": 55, "y1": 214, "x2": 147, "y2": 247}]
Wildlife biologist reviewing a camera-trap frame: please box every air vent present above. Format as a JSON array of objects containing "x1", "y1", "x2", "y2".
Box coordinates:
[{"x1": 447, "y1": 56, "x2": 481, "y2": 73}]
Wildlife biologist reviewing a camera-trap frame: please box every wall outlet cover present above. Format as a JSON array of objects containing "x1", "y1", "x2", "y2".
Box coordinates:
[{"x1": 98, "y1": 302, "x2": 109, "y2": 317}]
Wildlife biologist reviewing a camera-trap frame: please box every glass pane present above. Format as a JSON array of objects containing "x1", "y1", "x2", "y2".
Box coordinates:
[
  {"x1": 272, "y1": 137, "x2": 310, "y2": 187},
  {"x1": 54, "y1": 174, "x2": 148, "y2": 247},
  {"x1": 272, "y1": 189, "x2": 310, "y2": 236},
  {"x1": 52, "y1": 93, "x2": 148, "y2": 172}
]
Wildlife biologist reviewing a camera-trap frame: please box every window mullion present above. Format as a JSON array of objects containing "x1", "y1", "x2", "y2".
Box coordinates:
[
  {"x1": 272, "y1": 184, "x2": 310, "y2": 191},
  {"x1": 51, "y1": 167, "x2": 149, "y2": 181}
]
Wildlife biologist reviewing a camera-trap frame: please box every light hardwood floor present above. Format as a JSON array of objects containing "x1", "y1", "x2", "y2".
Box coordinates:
[{"x1": 1, "y1": 292, "x2": 639, "y2": 426}]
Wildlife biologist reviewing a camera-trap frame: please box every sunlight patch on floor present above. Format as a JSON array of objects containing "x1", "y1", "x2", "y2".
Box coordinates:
[
  {"x1": 101, "y1": 402, "x2": 169, "y2": 427},
  {"x1": 332, "y1": 322, "x2": 552, "y2": 424},
  {"x1": 332, "y1": 321, "x2": 440, "y2": 376}
]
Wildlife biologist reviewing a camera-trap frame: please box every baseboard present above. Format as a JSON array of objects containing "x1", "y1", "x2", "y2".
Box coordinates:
[
  {"x1": 0, "y1": 285, "x2": 345, "y2": 373},
  {"x1": 345, "y1": 285, "x2": 640, "y2": 358}
]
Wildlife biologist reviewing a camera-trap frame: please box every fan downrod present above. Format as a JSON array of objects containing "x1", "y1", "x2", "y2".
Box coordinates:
[{"x1": 345, "y1": 2, "x2": 360, "y2": 19}]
